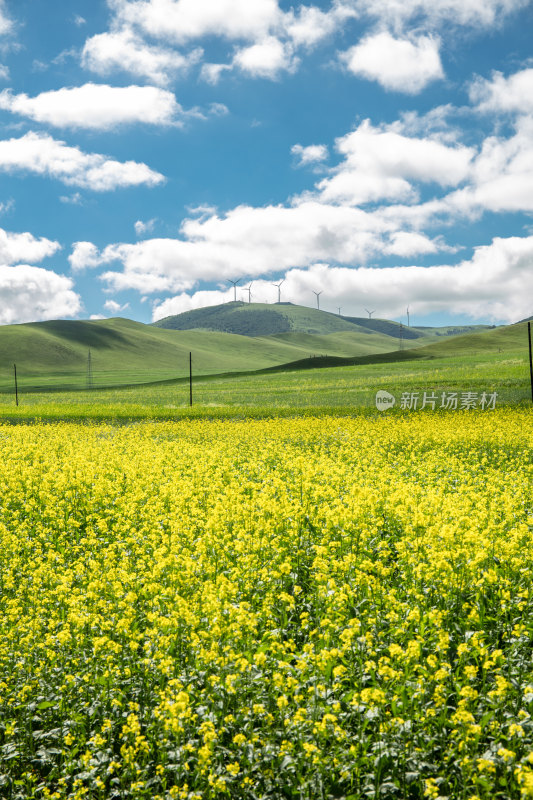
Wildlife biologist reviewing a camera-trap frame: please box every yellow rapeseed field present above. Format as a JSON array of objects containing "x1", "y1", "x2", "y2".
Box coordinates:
[{"x1": 0, "y1": 409, "x2": 532, "y2": 799}]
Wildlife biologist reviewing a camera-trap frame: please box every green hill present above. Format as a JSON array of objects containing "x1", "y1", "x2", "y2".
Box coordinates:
[
  {"x1": 152, "y1": 301, "x2": 365, "y2": 336},
  {"x1": 153, "y1": 301, "x2": 493, "y2": 339},
  {"x1": 0, "y1": 304, "x2": 513, "y2": 393}
]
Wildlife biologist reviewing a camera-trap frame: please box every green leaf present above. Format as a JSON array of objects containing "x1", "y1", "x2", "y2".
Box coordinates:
[{"x1": 36, "y1": 701, "x2": 56, "y2": 710}]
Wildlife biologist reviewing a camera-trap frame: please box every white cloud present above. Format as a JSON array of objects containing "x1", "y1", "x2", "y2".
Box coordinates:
[
  {"x1": 341, "y1": 32, "x2": 444, "y2": 93},
  {"x1": 113, "y1": 0, "x2": 282, "y2": 43},
  {"x1": 77, "y1": 198, "x2": 446, "y2": 297},
  {"x1": 284, "y1": 5, "x2": 340, "y2": 48},
  {"x1": 103, "y1": 299, "x2": 130, "y2": 313},
  {"x1": 199, "y1": 62, "x2": 232, "y2": 85},
  {"x1": 470, "y1": 68, "x2": 533, "y2": 114},
  {"x1": 0, "y1": 264, "x2": 82, "y2": 324},
  {"x1": 315, "y1": 120, "x2": 474, "y2": 205},
  {"x1": 0, "y1": 131, "x2": 165, "y2": 191},
  {"x1": 152, "y1": 235, "x2": 533, "y2": 324},
  {"x1": 233, "y1": 37, "x2": 297, "y2": 79},
  {"x1": 0, "y1": 83, "x2": 190, "y2": 130},
  {"x1": 0, "y1": 228, "x2": 60, "y2": 264},
  {"x1": 69, "y1": 242, "x2": 103, "y2": 272},
  {"x1": 134, "y1": 218, "x2": 156, "y2": 236},
  {"x1": 291, "y1": 143, "x2": 328, "y2": 166},
  {"x1": 74, "y1": 14, "x2": 87, "y2": 26},
  {"x1": 443, "y1": 116, "x2": 533, "y2": 215},
  {"x1": 347, "y1": 0, "x2": 529, "y2": 29},
  {"x1": 82, "y1": 28, "x2": 202, "y2": 85},
  {"x1": 0, "y1": 1, "x2": 12, "y2": 37}
]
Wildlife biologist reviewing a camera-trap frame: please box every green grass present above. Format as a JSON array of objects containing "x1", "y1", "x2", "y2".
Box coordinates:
[{"x1": 1, "y1": 336, "x2": 530, "y2": 422}]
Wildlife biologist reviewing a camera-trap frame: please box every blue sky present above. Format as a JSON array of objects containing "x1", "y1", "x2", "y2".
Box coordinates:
[{"x1": 0, "y1": 0, "x2": 532, "y2": 327}]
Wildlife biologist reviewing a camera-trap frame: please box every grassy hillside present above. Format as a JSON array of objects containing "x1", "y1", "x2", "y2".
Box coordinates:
[
  {"x1": 153, "y1": 301, "x2": 493, "y2": 339},
  {"x1": 0, "y1": 316, "x2": 416, "y2": 391},
  {"x1": 0, "y1": 306, "x2": 518, "y2": 394},
  {"x1": 153, "y1": 301, "x2": 367, "y2": 336}
]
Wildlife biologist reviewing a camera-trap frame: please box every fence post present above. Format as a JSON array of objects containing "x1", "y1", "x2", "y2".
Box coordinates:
[
  {"x1": 189, "y1": 352, "x2": 193, "y2": 407},
  {"x1": 527, "y1": 322, "x2": 533, "y2": 403},
  {"x1": 13, "y1": 363, "x2": 18, "y2": 406}
]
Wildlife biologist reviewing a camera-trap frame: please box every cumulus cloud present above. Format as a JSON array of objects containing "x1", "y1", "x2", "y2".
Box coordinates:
[
  {"x1": 346, "y1": 0, "x2": 529, "y2": 29},
  {"x1": 113, "y1": 0, "x2": 282, "y2": 43},
  {"x1": 341, "y1": 32, "x2": 444, "y2": 93},
  {"x1": 152, "y1": 235, "x2": 533, "y2": 324},
  {"x1": 291, "y1": 143, "x2": 328, "y2": 166},
  {"x1": 0, "y1": 228, "x2": 60, "y2": 264},
  {"x1": 79, "y1": 0, "x2": 529, "y2": 87},
  {"x1": 82, "y1": 28, "x2": 202, "y2": 85},
  {"x1": 0, "y1": 131, "x2": 165, "y2": 191},
  {"x1": 0, "y1": 264, "x2": 82, "y2": 324},
  {"x1": 233, "y1": 37, "x2": 297, "y2": 78},
  {"x1": 284, "y1": 5, "x2": 341, "y2": 47},
  {"x1": 315, "y1": 120, "x2": 474, "y2": 205},
  {"x1": 103, "y1": 299, "x2": 130, "y2": 314},
  {"x1": 470, "y1": 68, "x2": 533, "y2": 114},
  {"x1": 134, "y1": 218, "x2": 157, "y2": 236},
  {"x1": 0, "y1": 83, "x2": 192, "y2": 130},
  {"x1": 73, "y1": 198, "x2": 447, "y2": 299},
  {"x1": 442, "y1": 116, "x2": 533, "y2": 215},
  {"x1": 0, "y1": 1, "x2": 12, "y2": 37},
  {"x1": 69, "y1": 242, "x2": 102, "y2": 272}
]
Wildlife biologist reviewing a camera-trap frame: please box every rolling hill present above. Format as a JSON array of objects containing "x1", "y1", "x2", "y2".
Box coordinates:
[
  {"x1": 0, "y1": 303, "x2": 513, "y2": 392},
  {"x1": 152, "y1": 301, "x2": 493, "y2": 339}
]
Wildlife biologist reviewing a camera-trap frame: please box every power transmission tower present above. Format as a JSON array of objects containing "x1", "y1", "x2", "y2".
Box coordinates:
[
  {"x1": 86, "y1": 348, "x2": 93, "y2": 389},
  {"x1": 313, "y1": 290, "x2": 323, "y2": 310},
  {"x1": 227, "y1": 278, "x2": 241, "y2": 301},
  {"x1": 272, "y1": 279, "x2": 284, "y2": 303}
]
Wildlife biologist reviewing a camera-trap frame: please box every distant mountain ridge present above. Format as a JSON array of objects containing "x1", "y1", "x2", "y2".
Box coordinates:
[{"x1": 152, "y1": 301, "x2": 492, "y2": 339}]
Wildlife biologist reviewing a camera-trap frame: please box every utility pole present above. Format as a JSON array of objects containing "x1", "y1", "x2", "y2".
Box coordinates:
[
  {"x1": 13, "y1": 363, "x2": 18, "y2": 406},
  {"x1": 272, "y1": 280, "x2": 284, "y2": 303},
  {"x1": 227, "y1": 278, "x2": 240, "y2": 302},
  {"x1": 86, "y1": 348, "x2": 93, "y2": 389},
  {"x1": 189, "y1": 352, "x2": 193, "y2": 406},
  {"x1": 313, "y1": 290, "x2": 323, "y2": 310},
  {"x1": 399, "y1": 322, "x2": 404, "y2": 351},
  {"x1": 527, "y1": 322, "x2": 533, "y2": 402}
]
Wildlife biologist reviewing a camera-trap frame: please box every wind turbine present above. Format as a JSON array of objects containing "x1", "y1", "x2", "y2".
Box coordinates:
[
  {"x1": 365, "y1": 309, "x2": 375, "y2": 318},
  {"x1": 407, "y1": 306, "x2": 410, "y2": 327},
  {"x1": 272, "y1": 279, "x2": 284, "y2": 303},
  {"x1": 227, "y1": 278, "x2": 241, "y2": 302},
  {"x1": 243, "y1": 282, "x2": 253, "y2": 303},
  {"x1": 337, "y1": 307, "x2": 342, "y2": 316},
  {"x1": 313, "y1": 290, "x2": 323, "y2": 310}
]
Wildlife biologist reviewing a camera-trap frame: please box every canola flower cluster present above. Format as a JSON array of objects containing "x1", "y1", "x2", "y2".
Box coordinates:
[{"x1": 0, "y1": 409, "x2": 532, "y2": 799}]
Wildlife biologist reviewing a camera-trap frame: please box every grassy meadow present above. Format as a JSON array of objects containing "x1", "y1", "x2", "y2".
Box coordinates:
[{"x1": 0, "y1": 343, "x2": 529, "y2": 421}]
